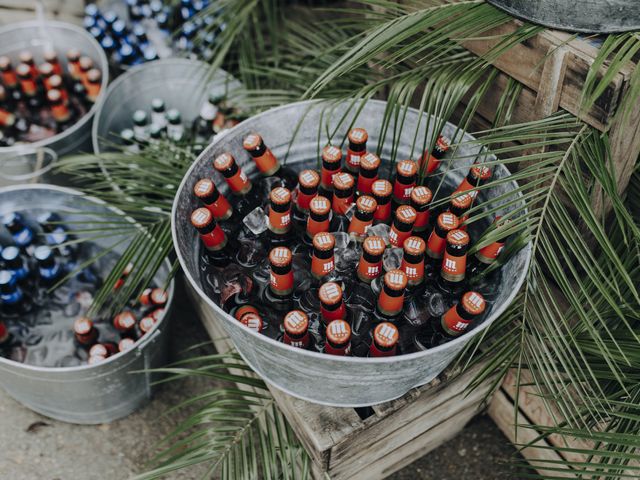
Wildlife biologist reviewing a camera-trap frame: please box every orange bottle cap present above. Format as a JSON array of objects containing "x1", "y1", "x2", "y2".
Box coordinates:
[
  {"x1": 119, "y1": 338, "x2": 135, "y2": 352},
  {"x1": 18, "y1": 51, "x2": 33, "y2": 63},
  {"x1": 470, "y1": 164, "x2": 492, "y2": 180},
  {"x1": 190, "y1": 207, "x2": 213, "y2": 229},
  {"x1": 213, "y1": 152, "x2": 236, "y2": 171},
  {"x1": 319, "y1": 282, "x2": 343, "y2": 306},
  {"x1": 322, "y1": 145, "x2": 342, "y2": 163},
  {"x1": 114, "y1": 311, "x2": 136, "y2": 330},
  {"x1": 411, "y1": 186, "x2": 433, "y2": 206},
  {"x1": 47, "y1": 89, "x2": 63, "y2": 103},
  {"x1": 363, "y1": 236, "x2": 386, "y2": 256},
  {"x1": 242, "y1": 133, "x2": 263, "y2": 151},
  {"x1": 87, "y1": 68, "x2": 101, "y2": 83},
  {"x1": 74, "y1": 317, "x2": 93, "y2": 335},
  {"x1": 326, "y1": 319, "x2": 351, "y2": 345},
  {"x1": 270, "y1": 186, "x2": 291, "y2": 206},
  {"x1": 374, "y1": 322, "x2": 399, "y2": 348},
  {"x1": 360, "y1": 152, "x2": 381, "y2": 171},
  {"x1": 240, "y1": 312, "x2": 263, "y2": 331},
  {"x1": 309, "y1": 196, "x2": 331, "y2": 215},
  {"x1": 269, "y1": 246, "x2": 293, "y2": 267},
  {"x1": 435, "y1": 135, "x2": 450, "y2": 153},
  {"x1": 348, "y1": 128, "x2": 368, "y2": 145},
  {"x1": 139, "y1": 316, "x2": 157, "y2": 333},
  {"x1": 15, "y1": 63, "x2": 30, "y2": 77},
  {"x1": 371, "y1": 179, "x2": 392, "y2": 198},
  {"x1": 313, "y1": 232, "x2": 335, "y2": 251},
  {"x1": 79, "y1": 56, "x2": 93, "y2": 70},
  {"x1": 332, "y1": 172, "x2": 355, "y2": 191},
  {"x1": 299, "y1": 169, "x2": 320, "y2": 189},
  {"x1": 395, "y1": 205, "x2": 417, "y2": 225},
  {"x1": 451, "y1": 191, "x2": 475, "y2": 209},
  {"x1": 461, "y1": 291, "x2": 486, "y2": 315},
  {"x1": 194, "y1": 179, "x2": 215, "y2": 198},
  {"x1": 383, "y1": 269, "x2": 408, "y2": 291},
  {"x1": 356, "y1": 195, "x2": 377, "y2": 214},
  {"x1": 284, "y1": 310, "x2": 309, "y2": 336},
  {"x1": 437, "y1": 212, "x2": 459, "y2": 230},
  {"x1": 89, "y1": 344, "x2": 109, "y2": 358},
  {"x1": 39, "y1": 63, "x2": 53, "y2": 76},
  {"x1": 66, "y1": 48, "x2": 80, "y2": 60},
  {"x1": 396, "y1": 160, "x2": 418, "y2": 177},
  {"x1": 234, "y1": 305, "x2": 259, "y2": 321},
  {"x1": 446, "y1": 229, "x2": 470, "y2": 246},
  {"x1": 403, "y1": 236, "x2": 426, "y2": 255},
  {"x1": 150, "y1": 288, "x2": 168, "y2": 305}
]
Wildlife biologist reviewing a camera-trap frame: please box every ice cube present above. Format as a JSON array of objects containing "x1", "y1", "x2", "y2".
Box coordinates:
[
  {"x1": 426, "y1": 291, "x2": 446, "y2": 318},
  {"x1": 242, "y1": 206, "x2": 268, "y2": 235},
  {"x1": 344, "y1": 203, "x2": 355, "y2": 221},
  {"x1": 383, "y1": 247, "x2": 403, "y2": 272},
  {"x1": 366, "y1": 223, "x2": 391, "y2": 245},
  {"x1": 333, "y1": 232, "x2": 350, "y2": 250}
]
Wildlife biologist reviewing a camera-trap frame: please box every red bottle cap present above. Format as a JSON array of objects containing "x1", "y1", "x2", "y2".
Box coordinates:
[
  {"x1": 446, "y1": 229, "x2": 470, "y2": 246},
  {"x1": 79, "y1": 56, "x2": 93, "y2": 72},
  {"x1": 213, "y1": 152, "x2": 235, "y2": 171},
  {"x1": 284, "y1": 310, "x2": 309, "y2": 336},
  {"x1": 373, "y1": 322, "x2": 399, "y2": 349},
  {"x1": 270, "y1": 186, "x2": 291, "y2": 205},
  {"x1": 319, "y1": 281, "x2": 343, "y2": 306},
  {"x1": 355, "y1": 195, "x2": 377, "y2": 214},
  {"x1": 139, "y1": 316, "x2": 157, "y2": 334},
  {"x1": 403, "y1": 236, "x2": 426, "y2": 255},
  {"x1": 451, "y1": 191, "x2": 474, "y2": 209},
  {"x1": 242, "y1": 132, "x2": 263, "y2": 150},
  {"x1": 332, "y1": 172, "x2": 355, "y2": 191},
  {"x1": 0, "y1": 56, "x2": 11, "y2": 70},
  {"x1": 234, "y1": 305, "x2": 259, "y2": 321},
  {"x1": 269, "y1": 246, "x2": 293, "y2": 267},
  {"x1": 240, "y1": 312, "x2": 263, "y2": 331},
  {"x1": 396, "y1": 159, "x2": 418, "y2": 178},
  {"x1": 322, "y1": 145, "x2": 342, "y2": 164},
  {"x1": 360, "y1": 152, "x2": 380, "y2": 172},
  {"x1": 66, "y1": 48, "x2": 80, "y2": 61},
  {"x1": 313, "y1": 231, "x2": 335, "y2": 251},
  {"x1": 461, "y1": 291, "x2": 486, "y2": 315},
  {"x1": 348, "y1": 128, "x2": 368, "y2": 146},
  {"x1": 309, "y1": 195, "x2": 331, "y2": 216},
  {"x1": 411, "y1": 186, "x2": 433, "y2": 206},
  {"x1": 39, "y1": 62, "x2": 53, "y2": 77},
  {"x1": 438, "y1": 212, "x2": 459, "y2": 231},
  {"x1": 326, "y1": 319, "x2": 351, "y2": 345},
  {"x1": 89, "y1": 344, "x2": 110, "y2": 358},
  {"x1": 383, "y1": 269, "x2": 408, "y2": 291},
  {"x1": 114, "y1": 311, "x2": 136, "y2": 331},
  {"x1": 371, "y1": 179, "x2": 392, "y2": 198},
  {"x1": 140, "y1": 288, "x2": 168, "y2": 307},
  {"x1": 18, "y1": 51, "x2": 33, "y2": 65},
  {"x1": 299, "y1": 169, "x2": 320, "y2": 190},
  {"x1": 470, "y1": 164, "x2": 492, "y2": 180},
  {"x1": 74, "y1": 317, "x2": 93, "y2": 335}
]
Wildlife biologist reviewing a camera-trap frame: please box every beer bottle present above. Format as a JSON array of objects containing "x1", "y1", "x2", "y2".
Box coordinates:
[
  {"x1": 410, "y1": 186, "x2": 433, "y2": 235},
  {"x1": 419, "y1": 134, "x2": 450, "y2": 176},
  {"x1": 455, "y1": 163, "x2": 492, "y2": 194},
  {"x1": 39, "y1": 62, "x2": 55, "y2": 90},
  {"x1": 3, "y1": 212, "x2": 36, "y2": 253},
  {"x1": 243, "y1": 133, "x2": 297, "y2": 191},
  {"x1": 400, "y1": 236, "x2": 426, "y2": 289},
  {"x1": 389, "y1": 205, "x2": 417, "y2": 248},
  {"x1": 357, "y1": 235, "x2": 385, "y2": 284},
  {"x1": 193, "y1": 178, "x2": 233, "y2": 221},
  {"x1": 319, "y1": 145, "x2": 342, "y2": 196},
  {"x1": 78, "y1": 56, "x2": 94, "y2": 87},
  {"x1": 16, "y1": 63, "x2": 40, "y2": 108},
  {"x1": 357, "y1": 152, "x2": 381, "y2": 196},
  {"x1": 66, "y1": 49, "x2": 82, "y2": 80},
  {"x1": 43, "y1": 49, "x2": 63, "y2": 76},
  {"x1": 425, "y1": 212, "x2": 460, "y2": 269},
  {"x1": 151, "y1": 98, "x2": 167, "y2": 128},
  {"x1": 267, "y1": 186, "x2": 293, "y2": 246},
  {"x1": 283, "y1": 310, "x2": 311, "y2": 349},
  {"x1": 85, "y1": 68, "x2": 102, "y2": 103},
  {"x1": 0, "y1": 56, "x2": 18, "y2": 89},
  {"x1": 347, "y1": 195, "x2": 377, "y2": 242},
  {"x1": 47, "y1": 89, "x2": 73, "y2": 132},
  {"x1": 47, "y1": 75, "x2": 68, "y2": 104},
  {"x1": 0, "y1": 270, "x2": 30, "y2": 316},
  {"x1": 166, "y1": 108, "x2": 184, "y2": 142},
  {"x1": 449, "y1": 191, "x2": 476, "y2": 230},
  {"x1": 139, "y1": 288, "x2": 168, "y2": 308},
  {"x1": 132, "y1": 109, "x2": 149, "y2": 142},
  {"x1": 18, "y1": 51, "x2": 38, "y2": 79},
  {"x1": 37, "y1": 211, "x2": 76, "y2": 259},
  {"x1": 392, "y1": 160, "x2": 418, "y2": 208},
  {"x1": 371, "y1": 179, "x2": 393, "y2": 225},
  {"x1": 212, "y1": 152, "x2": 260, "y2": 217},
  {"x1": 73, "y1": 317, "x2": 99, "y2": 350},
  {"x1": 305, "y1": 195, "x2": 331, "y2": 243},
  {"x1": 311, "y1": 232, "x2": 336, "y2": 283},
  {"x1": 268, "y1": 246, "x2": 294, "y2": 307},
  {"x1": 293, "y1": 169, "x2": 320, "y2": 228},
  {"x1": 331, "y1": 172, "x2": 355, "y2": 232},
  {"x1": 34, "y1": 246, "x2": 62, "y2": 288},
  {"x1": 438, "y1": 229, "x2": 470, "y2": 298},
  {"x1": 369, "y1": 322, "x2": 399, "y2": 357},
  {"x1": 319, "y1": 281, "x2": 347, "y2": 326},
  {"x1": 1, "y1": 247, "x2": 31, "y2": 286},
  {"x1": 113, "y1": 311, "x2": 137, "y2": 338},
  {"x1": 191, "y1": 207, "x2": 234, "y2": 267},
  {"x1": 324, "y1": 319, "x2": 351, "y2": 356},
  {"x1": 375, "y1": 269, "x2": 408, "y2": 322},
  {"x1": 344, "y1": 128, "x2": 367, "y2": 178},
  {"x1": 467, "y1": 217, "x2": 509, "y2": 277}
]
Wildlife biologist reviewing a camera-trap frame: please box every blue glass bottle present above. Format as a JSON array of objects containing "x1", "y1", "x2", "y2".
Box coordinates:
[
  {"x1": 1, "y1": 246, "x2": 30, "y2": 285},
  {"x1": 2, "y1": 212, "x2": 35, "y2": 254},
  {"x1": 0, "y1": 270, "x2": 30, "y2": 316},
  {"x1": 34, "y1": 246, "x2": 62, "y2": 288},
  {"x1": 37, "y1": 212, "x2": 76, "y2": 259}
]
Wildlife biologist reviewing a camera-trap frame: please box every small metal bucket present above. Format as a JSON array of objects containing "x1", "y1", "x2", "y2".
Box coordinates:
[
  {"x1": 172, "y1": 99, "x2": 531, "y2": 407},
  {"x1": 488, "y1": 0, "x2": 640, "y2": 33},
  {"x1": 0, "y1": 21, "x2": 109, "y2": 158},
  {"x1": 0, "y1": 185, "x2": 174, "y2": 424},
  {"x1": 92, "y1": 58, "x2": 242, "y2": 154}
]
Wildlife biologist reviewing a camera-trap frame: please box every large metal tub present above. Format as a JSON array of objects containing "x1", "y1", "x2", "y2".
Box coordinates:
[
  {"x1": 488, "y1": 0, "x2": 640, "y2": 33},
  {"x1": 0, "y1": 185, "x2": 174, "y2": 424},
  {"x1": 0, "y1": 21, "x2": 109, "y2": 158},
  {"x1": 172, "y1": 99, "x2": 531, "y2": 407},
  {"x1": 92, "y1": 58, "x2": 242, "y2": 154}
]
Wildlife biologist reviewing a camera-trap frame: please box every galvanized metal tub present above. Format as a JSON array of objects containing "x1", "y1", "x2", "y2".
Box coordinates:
[
  {"x1": 0, "y1": 21, "x2": 109, "y2": 158},
  {"x1": 0, "y1": 184, "x2": 174, "y2": 424},
  {"x1": 172, "y1": 99, "x2": 531, "y2": 407},
  {"x1": 92, "y1": 58, "x2": 242, "y2": 154},
  {"x1": 488, "y1": 0, "x2": 640, "y2": 33}
]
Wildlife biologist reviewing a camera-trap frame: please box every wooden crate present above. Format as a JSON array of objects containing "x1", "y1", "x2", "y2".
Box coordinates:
[
  {"x1": 0, "y1": 0, "x2": 84, "y2": 26},
  {"x1": 188, "y1": 286, "x2": 496, "y2": 480}
]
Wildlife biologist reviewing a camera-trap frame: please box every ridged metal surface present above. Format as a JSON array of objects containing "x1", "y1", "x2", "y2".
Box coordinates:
[
  {"x1": 92, "y1": 58, "x2": 242, "y2": 154},
  {"x1": 488, "y1": 0, "x2": 640, "y2": 33},
  {"x1": 0, "y1": 21, "x2": 109, "y2": 157},
  {"x1": 0, "y1": 185, "x2": 174, "y2": 424},
  {"x1": 172, "y1": 99, "x2": 531, "y2": 407}
]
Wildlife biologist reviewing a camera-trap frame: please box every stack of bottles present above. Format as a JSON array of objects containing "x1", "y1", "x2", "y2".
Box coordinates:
[
  {"x1": 119, "y1": 92, "x2": 245, "y2": 152},
  {"x1": 0, "y1": 210, "x2": 167, "y2": 367},
  {"x1": 190, "y1": 130, "x2": 510, "y2": 357},
  {"x1": 0, "y1": 49, "x2": 102, "y2": 147},
  {"x1": 84, "y1": 0, "x2": 224, "y2": 70}
]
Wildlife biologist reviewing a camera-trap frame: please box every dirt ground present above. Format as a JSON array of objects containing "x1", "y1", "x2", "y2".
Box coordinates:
[{"x1": 0, "y1": 280, "x2": 522, "y2": 480}]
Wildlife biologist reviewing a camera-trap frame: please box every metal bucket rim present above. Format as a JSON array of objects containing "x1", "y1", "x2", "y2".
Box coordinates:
[
  {"x1": 0, "y1": 20, "x2": 109, "y2": 155},
  {"x1": 171, "y1": 98, "x2": 532, "y2": 365},
  {"x1": 0, "y1": 183, "x2": 175, "y2": 373},
  {"x1": 0, "y1": 146, "x2": 57, "y2": 182},
  {"x1": 91, "y1": 57, "x2": 240, "y2": 155}
]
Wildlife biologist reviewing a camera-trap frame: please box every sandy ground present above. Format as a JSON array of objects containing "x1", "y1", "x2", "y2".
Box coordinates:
[{"x1": 0, "y1": 280, "x2": 521, "y2": 480}]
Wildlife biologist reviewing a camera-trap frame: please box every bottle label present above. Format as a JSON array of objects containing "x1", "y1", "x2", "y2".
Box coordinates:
[
  {"x1": 393, "y1": 182, "x2": 414, "y2": 203},
  {"x1": 357, "y1": 258, "x2": 382, "y2": 283},
  {"x1": 357, "y1": 174, "x2": 377, "y2": 195},
  {"x1": 312, "y1": 255, "x2": 334, "y2": 278},
  {"x1": 426, "y1": 232, "x2": 446, "y2": 258},
  {"x1": 270, "y1": 270, "x2": 294, "y2": 295},
  {"x1": 268, "y1": 208, "x2": 291, "y2": 234},
  {"x1": 205, "y1": 196, "x2": 232, "y2": 221},
  {"x1": 477, "y1": 242, "x2": 504, "y2": 264},
  {"x1": 151, "y1": 111, "x2": 167, "y2": 128},
  {"x1": 253, "y1": 149, "x2": 279, "y2": 176},
  {"x1": 200, "y1": 223, "x2": 227, "y2": 251},
  {"x1": 345, "y1": 149, "x2": 361, "y2": 170},
  {"x1": 373, "y1": 202, "x2": 391, "y2": 223},
  {"x1": 377, "y1": 290, "x2": 404, "y2": 317},
  {"x1": 332, "y1": 195, "x2": 353, "y2": 216},
  {"x1": 389, "y1": 226, "x2": 411, "y2": 248},
  {"x1": 347, "y1": 216, "x2": 372, "y2": 240},
  {"x1": 441, "y1": 308, "x2": 470, "y2": 337},
  {"x1": 226, "y1": 169, "x2": 252, "y2": 195},
  {"x1": 441, "y1": 254, "x2": 467, "y2": 281},
  {"x1": 400, "y1": 259, "x2": 424, "y2": 286},
  {"x1": 284, "y1": 332, "x2": 310, "y2": 349},
  {"x1": 13, "y1": 227, "x2": 33, "y2": 247},
  {"x1": 413, "y1": 210, "x2": 430, "y2": 231}
]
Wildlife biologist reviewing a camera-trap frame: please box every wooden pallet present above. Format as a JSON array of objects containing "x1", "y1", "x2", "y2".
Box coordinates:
[
  {"x1": 0, "y1": 0, "x2": 84, "y2": 26},
  {"x1": 187, "y1": 285, "x2": 495, "y2": 480}
]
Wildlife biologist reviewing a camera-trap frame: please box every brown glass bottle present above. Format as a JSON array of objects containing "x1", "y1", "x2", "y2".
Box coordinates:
[{"x1": 344, "y1": 127, "x2": 368, "y2": 178}]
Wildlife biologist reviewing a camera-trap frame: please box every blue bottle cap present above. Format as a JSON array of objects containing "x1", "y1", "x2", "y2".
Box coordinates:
[
  {"x1": 34, "y1": 245, "x2": 54, "y2": 262},
  {"x1": 156, "y1": 12, "x2": 169, "y2": 28},
  {"x1": 103, "y1": 11, "x2": 118, "y2": 25},
  {"x1": 101, "y1": 35, "x2": 116, "y2": 52},
  {"x1": 0, "y1": 270, "x2": 15, "y2": 287},
  {"x1": 133, "y1": 23, "x2": 146, "y2": 37},
  {"x1": 112, "y1": 19, "x2": 127, "y2": 36},
  {"x1": 89, "y1": 26, "x2": 104, "y2": 40},
  {"x1": 84, "y1": 4, "x2": 100, "y2": 17},
  {"x1": 119, "y1": 43, "x2": 135, "y2": 58},
  {"x1": 83, "y1": 16, "x2": 97, "y2": 29},
  {"x1": 2, "y1": 212, "x2": 21, "y2": 227},
  {"x1": 1, "y1": 246, "x2": 19, "y2": 262},
  {"x1": 143, "y1": 47, "x2": 158, "y2": 61},
  {"x1": 150, "y1": 0, "x2": 163, "y2": 14}
]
